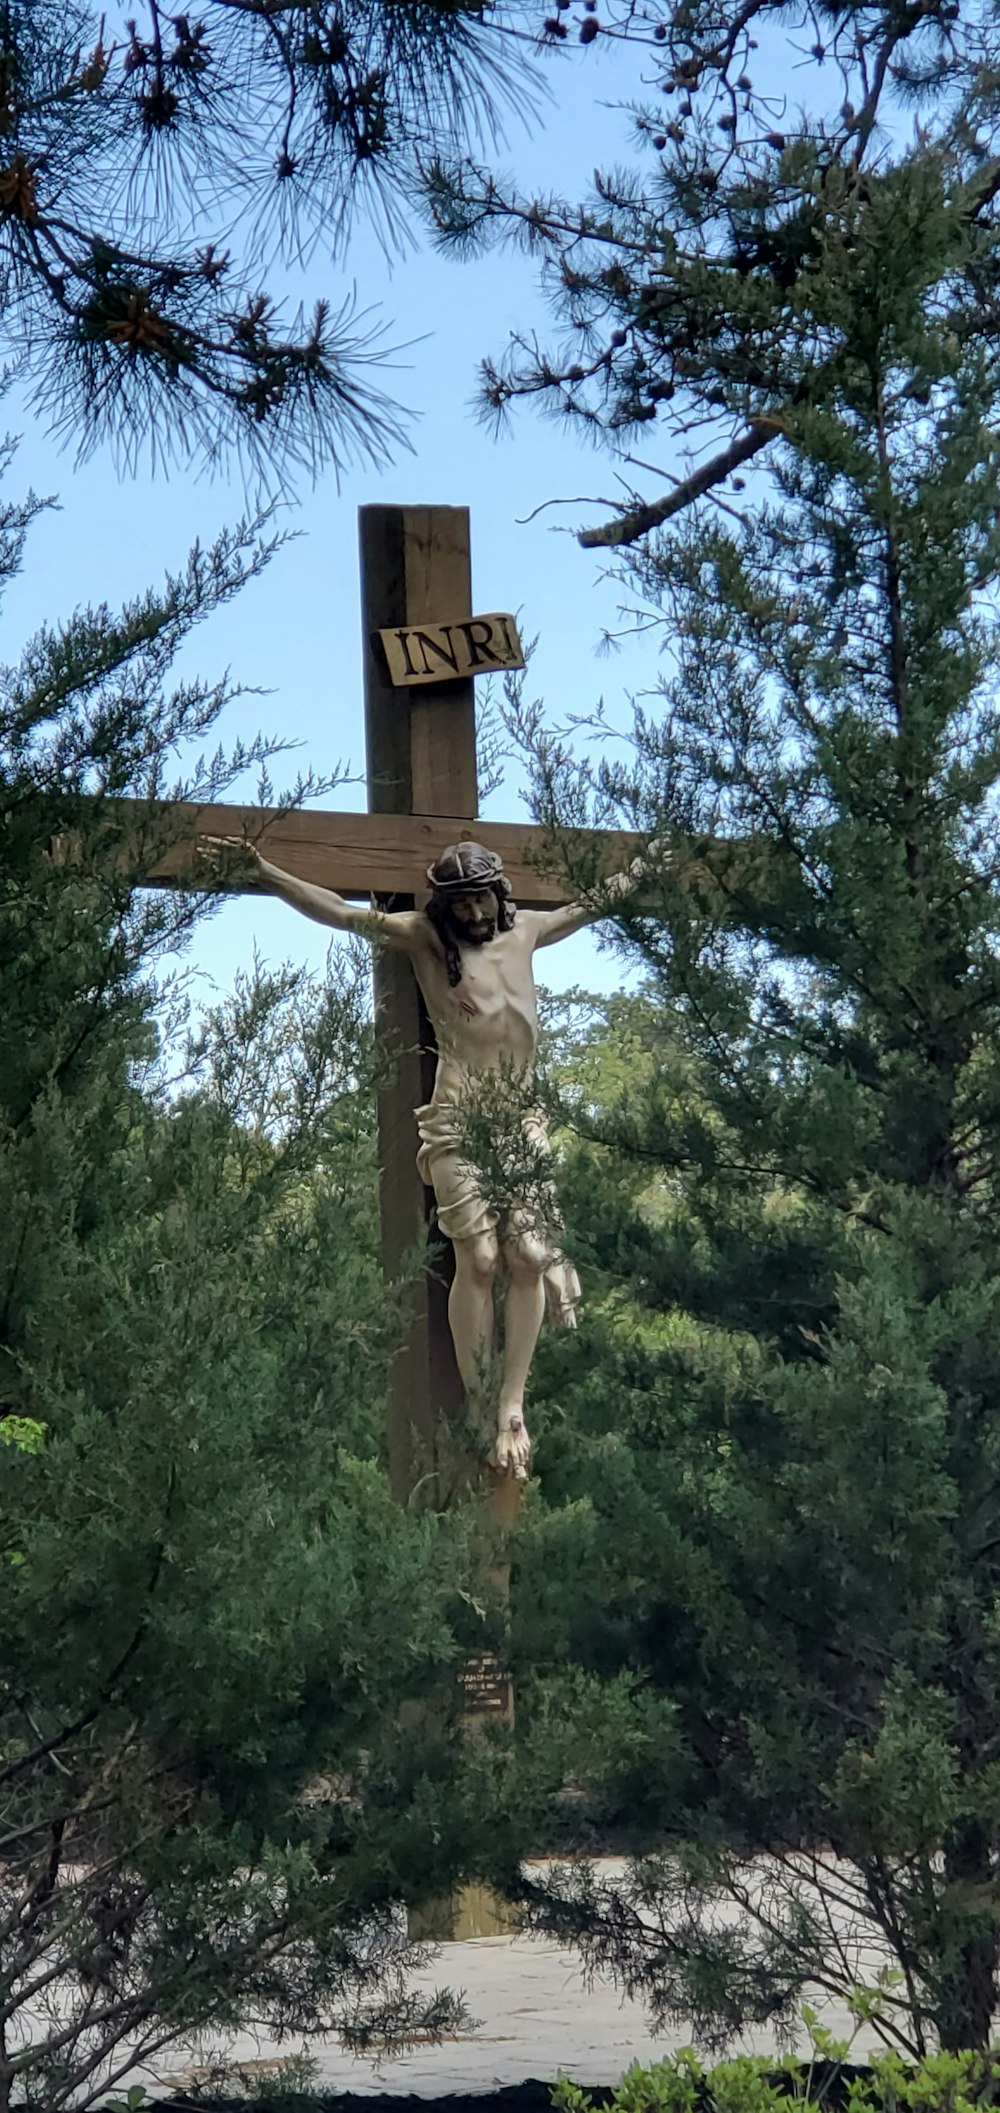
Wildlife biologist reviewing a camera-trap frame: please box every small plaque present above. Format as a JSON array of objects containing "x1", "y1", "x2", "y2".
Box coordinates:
[
  {"x1": 378, "y1": 613, "x2": 525, "y2": 688},
  {"x1": 460, "y1": 1653, "x2": 514, "y2": 1718}
]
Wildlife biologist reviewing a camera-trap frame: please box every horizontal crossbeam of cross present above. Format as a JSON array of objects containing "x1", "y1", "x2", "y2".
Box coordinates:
[{"x1": 131, "y1": 799, "x2": 646, "y2": 907}]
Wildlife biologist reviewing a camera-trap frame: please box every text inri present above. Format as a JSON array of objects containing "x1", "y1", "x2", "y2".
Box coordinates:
[{"x1": 377, "y1": 611, "x2": 525, "y2": 688}]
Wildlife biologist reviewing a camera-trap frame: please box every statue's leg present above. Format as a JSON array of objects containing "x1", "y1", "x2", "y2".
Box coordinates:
[
  {"x1": 417, "y1": 1113, "x2": 500, "y2": 1402},
  {"x1": 493, "y1": 1228, "x2": 548, "y2": 1480},
  {"x1": 448, "y1": 1232, "x2": 500, "y2": 1398}
]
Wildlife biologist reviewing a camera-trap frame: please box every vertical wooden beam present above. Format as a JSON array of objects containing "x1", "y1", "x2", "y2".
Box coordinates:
[
  {"x1": 359, "y1": 506, "x2": 478, "y2": 1504},
  {"x1": 360, "y1": 506, "x2": 522, "y2": 1944}
]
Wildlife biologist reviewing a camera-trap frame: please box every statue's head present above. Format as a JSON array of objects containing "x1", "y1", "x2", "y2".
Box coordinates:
[{"x1": 425, "y1": 841, "x2": 516, "y2": 987}]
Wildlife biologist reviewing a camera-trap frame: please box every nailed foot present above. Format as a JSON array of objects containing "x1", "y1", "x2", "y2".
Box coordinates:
[{"x1": 493, "y1": 1408, "x2": 531, "y2": 1482}]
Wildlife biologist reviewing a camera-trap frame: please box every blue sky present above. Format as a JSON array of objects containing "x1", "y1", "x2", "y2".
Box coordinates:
[{"x1": 7, "y1": 32, "x2": 680, "y2": 1007}]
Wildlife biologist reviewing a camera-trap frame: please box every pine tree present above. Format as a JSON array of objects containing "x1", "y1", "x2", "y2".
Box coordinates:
[
  {"x1": 0, "y1": 480, "x2": 517, "y2": 2110},
  {"x1": 430, "y1": 0, "x2": 1000, "y2": 2062},
  {"x1": 0, "y1": 0, "x2": 538, "y2": 477}
]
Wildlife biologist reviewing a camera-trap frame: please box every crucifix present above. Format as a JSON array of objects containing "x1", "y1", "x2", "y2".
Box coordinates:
[{"x1": 146, "y1": 504, "x2": 651, "y2": 1520}]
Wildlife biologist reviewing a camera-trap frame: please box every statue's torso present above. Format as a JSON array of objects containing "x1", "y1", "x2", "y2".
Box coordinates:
[{"x1": 412, "y1": 920, "x2": 538, "y2": 1105}]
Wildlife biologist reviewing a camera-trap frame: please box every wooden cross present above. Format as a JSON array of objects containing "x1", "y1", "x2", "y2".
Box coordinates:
[{"x1": 141, "y1": 503, "x2": 647, "y2": 1512}]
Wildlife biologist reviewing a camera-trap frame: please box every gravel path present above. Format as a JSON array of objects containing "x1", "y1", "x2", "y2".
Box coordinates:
[{"x1": 150, "y1": 1906, "x2": 887, "y2": 2100}]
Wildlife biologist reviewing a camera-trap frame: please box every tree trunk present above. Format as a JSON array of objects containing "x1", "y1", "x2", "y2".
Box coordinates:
[{"x1": 938, "y1": 1824, "x2": 999, "y2": 2051}]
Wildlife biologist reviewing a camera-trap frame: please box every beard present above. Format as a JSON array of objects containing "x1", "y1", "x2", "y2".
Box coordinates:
[{"x1": 427, "y1": 893, "x2": 503, "y2": 988}]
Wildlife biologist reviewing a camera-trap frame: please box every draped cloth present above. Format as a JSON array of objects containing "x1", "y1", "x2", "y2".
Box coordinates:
[{"x1": 414, "y1": 1099, "x2": 581, "y2": 1329}]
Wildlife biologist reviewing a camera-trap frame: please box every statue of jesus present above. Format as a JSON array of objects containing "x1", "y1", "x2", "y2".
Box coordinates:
[{"x1": 210, "y1": 835, "x2": 655, "y2": 1480}]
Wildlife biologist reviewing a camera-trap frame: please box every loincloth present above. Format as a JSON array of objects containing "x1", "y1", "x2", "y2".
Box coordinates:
[{"x1": 414, "y1": 1100, "x2": 581, "y2": 1329}]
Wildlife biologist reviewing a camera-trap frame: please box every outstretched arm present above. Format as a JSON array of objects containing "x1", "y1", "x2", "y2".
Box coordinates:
[
  {"x1": 528, "y1": 840, "x2": 668, "y2": 950},
  {"x1": 203, "y1": 839, "x2": 421, "y2": 952}
]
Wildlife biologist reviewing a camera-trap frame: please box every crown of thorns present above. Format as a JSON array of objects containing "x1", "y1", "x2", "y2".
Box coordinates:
[{"x1": 426, "y1": 841, "x2": 506, "y2": 894}]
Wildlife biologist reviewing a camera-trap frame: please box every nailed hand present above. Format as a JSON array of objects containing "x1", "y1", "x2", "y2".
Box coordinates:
[{"x1": 196, "y1": 834, "x2": 264, "y2": 882}]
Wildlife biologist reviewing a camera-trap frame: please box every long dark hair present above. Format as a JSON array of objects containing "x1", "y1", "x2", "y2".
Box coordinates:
[{"x1": 426, "y1": 880, "x2": 516, "y2": 987}]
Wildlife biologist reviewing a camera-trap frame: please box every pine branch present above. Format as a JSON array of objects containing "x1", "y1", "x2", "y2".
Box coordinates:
[{"x1": 578, "y1": 422, "x2": 776, "y2": 548}]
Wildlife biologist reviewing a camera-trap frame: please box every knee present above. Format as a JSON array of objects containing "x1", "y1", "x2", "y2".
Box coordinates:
[
  {"x1": 504, "y1": 1229, "x2": 550, "y2": 1281},
  {"x1": 456, "y1": 1232, "x2": 500, "y2": 1287}
]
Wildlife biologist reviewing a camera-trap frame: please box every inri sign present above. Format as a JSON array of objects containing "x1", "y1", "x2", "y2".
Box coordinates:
[{"x1": 377, "y1": 611, "x2": 525, "y2": 688}]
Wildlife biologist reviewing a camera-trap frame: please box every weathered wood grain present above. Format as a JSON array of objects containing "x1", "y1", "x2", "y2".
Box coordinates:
[{"x1": 133, "y1": 799, "x2": 647, "y2": 908}]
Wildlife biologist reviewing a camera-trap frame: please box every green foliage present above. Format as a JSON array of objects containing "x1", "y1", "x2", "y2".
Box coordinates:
[
  {"x1": 428, "y1": 0, "x2": 1000, "y2": 551},
  {"x1": 228, "y1": 2052, "x2": 323, "y2": 2106},
  {"x1": 0, "y1": 1415, "x2": 45, "y2": 1453},
  {"x1": 457, "y1": 0, "x2": 1000, "y2": 2061},
  {"x1": 0, "y1": 469, "x2": 522, "y2": 2112},
  {"x1": 552, "y1": 2043, "x2": 1000, "y2": 2113}
]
